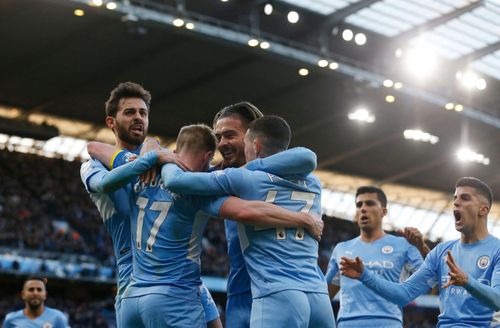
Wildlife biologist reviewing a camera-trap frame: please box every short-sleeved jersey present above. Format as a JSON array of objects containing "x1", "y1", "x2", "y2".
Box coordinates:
[
  {"x1": 3, "y1": 307, "x2": 69, "y2": 328},
  {"x1": 106, "y1": 152, "x2": 228, "y2": 300},
  {"x1": 325, "y1": 234, "x2": 423, "y2": 325},
  {"x1": 80, "y1": 157, "x2": 135, "y2": 299},
  {"x1": 198, "y1": 168, "x2": 327, "y2": 298},
  {"x1": 360, "y1": 234, "x2": 500, "y2": 327}
]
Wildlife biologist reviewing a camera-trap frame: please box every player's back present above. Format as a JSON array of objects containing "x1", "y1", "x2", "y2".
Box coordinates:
[
  {"x1": 125, "y1": 177, "x2": 221, "y2": 299},
  {"x1": 431, "y1": 235, "x2": 500, "y2": 327},
  {"x1": 224, "y1": 168, "x2": 327, "y2": 298}
]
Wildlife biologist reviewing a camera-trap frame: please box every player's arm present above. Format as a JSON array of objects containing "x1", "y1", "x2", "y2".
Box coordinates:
[
  {"x1": 216, "y1": 197, "x2": 323, "y2": 241},
  {"x1": 161, "y1": 164, "x2": 228, "y2": 196},
  {"x1": 244, "y1": 147, "x2": 317, "y2": 176},
  {"x1": 444, "y1": 251, "x2": 500, "y2": 311},
  {"x1": 87, "y1": 151, "x2": 159, "y2": 193},
  {"x1": 325, "y1": 246, "x2": 341, "y2": 299},
  {"x1": 340, "y1": 251, "x2": 438, "y2": 306},
  {"x1": 87, "y1": 141, "x2": 123, "y2": 169},
  {"x1": 397, "y1": 227, "x2": 430, "y2": 258},
  {"x1": 56, "y1": 312, "x2": 71, "y2": 328}
]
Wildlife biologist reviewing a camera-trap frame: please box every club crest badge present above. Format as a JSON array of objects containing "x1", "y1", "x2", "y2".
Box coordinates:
[
  {"x1": 477, "y1": 256, "x2": 490, "y2": 269},
  {"x1": 382, "y1": 245, "x2": 394, "y2": 254},
  {"x1": 43, "y1": 323, "x2": 53, "y2": 328}
]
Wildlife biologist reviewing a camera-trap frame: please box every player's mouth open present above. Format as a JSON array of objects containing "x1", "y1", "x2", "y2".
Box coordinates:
[
  {"x1": 131, "y1": 125, "x2": 143, "y2": 133},
  {"x1": 453, "y1": 210, "x2": 463, "y2": 225},
  {"x1": 359, "y1": 215, "x2": 369, "y2": 223}
]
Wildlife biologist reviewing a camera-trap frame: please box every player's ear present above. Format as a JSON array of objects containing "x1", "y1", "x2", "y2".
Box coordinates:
[
  {"x1": 478, "y1": 204, "x2": 489, "y2": 217},
  {"x1": 381, "y1": 208, "x2": 388, "y2": 217},
  {"x1": 105, "y1": 115, "x2": 116, "y2": 130},
  {"x1": 204, "y1": 150, "x2": 214, "y2": 162},
  {"x1": 254, "y1": 137, "x2": 262, "y2": 157}
]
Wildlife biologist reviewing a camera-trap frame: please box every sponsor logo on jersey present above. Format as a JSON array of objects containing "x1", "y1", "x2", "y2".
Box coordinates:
[
  {"x1": 43, "y1": 323, "x2": 53, "y2": 328},
  {"x1": 364, "y1": 260, "x2": 394, "y2": 269},
  {"x1": 382, "y1": 245, "x2": 394, "y2": 254},
  {"x1": 477, "y1": 255, "x2": 490, "y2": 269}
]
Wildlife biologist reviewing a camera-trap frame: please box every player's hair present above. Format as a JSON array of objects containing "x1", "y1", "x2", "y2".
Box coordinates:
[
  {"x1": 247, "y1": 115, "x2": 291, "y2": 155},
  {"x1": 212, "y1": 101, "x2": 263, "y2": 128},
  {"x1": 23, "y1": 276, "x2": 47, "y2": 289},
  {"x1": 176, "y1": 124, "x2": 217, "y2": 154},
  {"x1": 355, "y1": 186, "x2": 388, "y2": 208},
  {"x1": 105, "y1": 82, "x2": 151, "y2": 117},
  {"x1": 455, "y1": 177, "x2": 493, "y2": 207}
]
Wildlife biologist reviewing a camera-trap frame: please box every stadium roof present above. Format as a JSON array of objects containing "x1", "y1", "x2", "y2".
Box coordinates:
[{"x1": 2, "y1": 0, "x2": 500, "y2": 204}]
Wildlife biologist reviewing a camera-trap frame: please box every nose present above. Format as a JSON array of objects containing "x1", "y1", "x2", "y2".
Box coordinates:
[
  {"x1": 218, "y1": 136, "x2": 229, "y2": 148},
  {"x1": 132, "y1": 111, "x2": 144, "y2": 122}
]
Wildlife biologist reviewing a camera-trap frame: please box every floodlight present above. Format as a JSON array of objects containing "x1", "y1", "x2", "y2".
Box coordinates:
[{"x1": 288, "y1": 11, "x2": 299, "y2": 23}]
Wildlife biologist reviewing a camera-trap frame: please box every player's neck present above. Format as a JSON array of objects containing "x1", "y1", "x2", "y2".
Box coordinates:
[
  {"x1": 24, "y1": 304, "x2": 44, "y2": 319},
  {"x1": 115, "y1": 140, "x2": 139, "y2": 151},
  {"x1": 460, "y1": 226, "x2": 489, "y2": 244},
  {"x1": 360, "y1": 229, "x2": 385, "y2": 243}
]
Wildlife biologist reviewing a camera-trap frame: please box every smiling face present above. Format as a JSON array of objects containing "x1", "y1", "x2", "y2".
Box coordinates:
[
  {"x1": 355, "y1": 192, "x2": 387, "y2": 234},
  {"x1": 106, "y1": 97, "x2": 149, "y2": 149},
  {"x1": 452, "y1": 186, "x2": 489, "y2": 234},
  {"x1": 214, "y1": 115, "x2": 247, "y2": 168},
  {"x1": 22, "y1": 280, "x2": 46, "y2": 309}
]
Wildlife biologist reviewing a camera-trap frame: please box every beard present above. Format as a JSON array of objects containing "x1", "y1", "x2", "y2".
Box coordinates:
[{"x1": 115, "y1": 122, "x2": 146, "y2": 146}]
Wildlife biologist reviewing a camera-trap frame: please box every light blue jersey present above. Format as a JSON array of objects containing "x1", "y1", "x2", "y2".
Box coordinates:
[
  {"x1": 326, "y1": 234, "x2": 423, "y2": 327},
  {"x1": 216, "y1": 147, "x2": 317, "y2": 295},
  {"x1": 162, "y1": 148, "x2": 334, "y2": 327},
  {"x1": 80, "y1": 158, "x2": 134, "y2": 301},
  {"x1": 213, "y1": 147, "x2": 317, "y2": 328},
  {"x1": 92, "y1": 150, "x2": 228, "y2": 327},
  {"x1": 96, "y1": 151, "x2": 226, "y2": 298},
  {"x1": 3, "y1": 307, "x2": 69, "y2": 328},
  {"x1": 359, "y1": 234, "x2": 500, "y2": 327}
]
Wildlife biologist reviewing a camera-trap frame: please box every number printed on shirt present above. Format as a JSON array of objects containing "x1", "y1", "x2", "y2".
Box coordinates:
[
  {"x1": 264, "y1": 190, "x2": 315, "y2": 240},
  {"x1": 135, "y1": 196, "x2": 172, "y2": 252}
]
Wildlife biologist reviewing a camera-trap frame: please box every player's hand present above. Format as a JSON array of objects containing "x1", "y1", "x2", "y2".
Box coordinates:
[
  {"x1": 140, "y1": 138, "x2": 162, "y2": 184},
  {"x1": 443, "y1": 251, "x2": 468, "y2": 288},
  {"x1": 397, "y1": 227, "x2": 430, "y2": 257},
  {"x1": 340, "y1": 256, "x2": 364, "y2": 279},
  {"x1": 305, "y1": 213, "x2": 323, "y2": 241},
  {"x1": 156, "y1": 150, "x2": 191, "y2": 171}
]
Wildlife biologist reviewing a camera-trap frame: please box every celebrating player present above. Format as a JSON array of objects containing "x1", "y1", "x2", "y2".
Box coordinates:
[
  {"x1": 325, "y1": 186, "x2": 425, "y2": 328},
  {"x1": 341, "y1": 177, "x2": 500, "y2": 327}
]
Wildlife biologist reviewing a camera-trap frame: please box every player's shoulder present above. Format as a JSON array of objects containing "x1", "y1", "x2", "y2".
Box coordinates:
[
  {"x1": 44, "y1": 306, "x2": 68, "y2": 324},
  {"x1": 430, "y1": 239, "x2": 459, "y2": 257},
  {"x1": 44, "y1": 306, "x2": 65, "y2": 316},
  {"x1": 336, "y1": 236, "x2": 360, "y2": 249},
  {"x1": 4, "y1": 309, "x2": 23, "y2": 321},
  {"x1": 384, "y1": 233, "x2": 412, "y2": 247},
  {"x1": 487, "y1": 234, "x2": 500, "y2": 245}
]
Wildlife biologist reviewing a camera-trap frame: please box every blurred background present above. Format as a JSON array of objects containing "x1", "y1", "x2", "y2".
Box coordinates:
[{"x1": 1, "y1": 0, "x2": 500, "y2": 326}]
